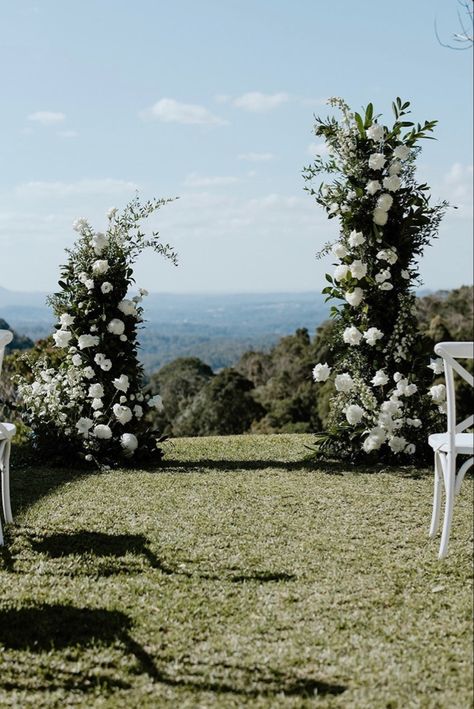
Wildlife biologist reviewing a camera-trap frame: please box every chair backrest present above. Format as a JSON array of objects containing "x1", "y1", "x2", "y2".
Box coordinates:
[
  {"x1": 0, "y1": 330, "x2": 13, "y2": 376},
  {"x1": 434, "y1": 341, "x2": 474, "y2": 442}
]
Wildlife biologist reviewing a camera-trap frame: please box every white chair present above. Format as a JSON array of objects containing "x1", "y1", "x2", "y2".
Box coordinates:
[
  {"x1": 0, "y1": 330, "x2": 16, "y2": 546},
  {"x1": 428, "y1": 341, "x2": 474, "y2": 559}
]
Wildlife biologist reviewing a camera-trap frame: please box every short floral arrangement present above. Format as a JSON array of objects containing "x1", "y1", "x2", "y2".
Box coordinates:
[
  {"x1": 18, "y1": 196, "x2": 177, "y2": 466},
  {"x1": 303, "y1": 98, "x2": 447, "y2": 461}
]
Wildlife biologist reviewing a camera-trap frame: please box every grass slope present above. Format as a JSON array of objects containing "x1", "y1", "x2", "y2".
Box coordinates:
[{"x1": 0, "y1": 434, "x2": 472, "y2": 708}]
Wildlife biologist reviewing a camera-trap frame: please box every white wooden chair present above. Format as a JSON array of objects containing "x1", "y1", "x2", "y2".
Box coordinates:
[
  {"x1": 428, "y1": 341, "x2": 474, "y2": 559},
  {"x1": 0, "y1": 330, "x2": 16, "y2": 545}
]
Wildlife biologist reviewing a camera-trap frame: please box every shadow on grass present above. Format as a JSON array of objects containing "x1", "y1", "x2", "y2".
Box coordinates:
[
  {"x1": 11, "y1": 463, "x2": 92, "y2": 518},
  {"x1": 0, "y1": 603, "x2": 345, "y2": 698}
]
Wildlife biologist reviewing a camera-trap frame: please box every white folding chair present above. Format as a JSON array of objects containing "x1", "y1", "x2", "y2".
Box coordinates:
[
  {"x1": 0, "y1": 330, "x2": 16, "y2": 545},
  {"x1": 428, "y1": 341, "x2": 474, "y2": 559}
]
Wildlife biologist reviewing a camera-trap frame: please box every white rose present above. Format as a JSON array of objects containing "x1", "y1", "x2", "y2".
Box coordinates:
[
  {"x1": 366, "y1": 180, "x2": 381, "y2": 195},
  {"x1": 379, "y1": 282, "x2": 394, "y2": 291},
  {"x1": 92, "y1": 232, "x2": 109, "y2": 255},
  {"x1": 362, "y1": 426, "x2": 386, "y2": 452},
  {"x1": 113, "y1": 374, "x2": 130, "y2": 392},
  {"x1": 430, "y1": 384, "x2": 446, "y2": 403},
  {"x1": 388, "y1": 436, "x2": 407, "y2": 453},
  {"x1": 76, "y1": 417, "x2": 94, "y2": 436},
  {"x1": 332, "y1": 242, "x2": 349, "y2": 259},
  {"x1": 343, "y1": 326, "x2": 363, "y2": 346},
  {"x1": 363, "y1": 327, "x2": 383, "y2": 346},
  {"x1": 312, "y1": 363, "x2": 331, "y2": 383},
  {"x1": 375, "y1": 269, "x2": 391, "y2": 283},
  {"x1": 59, "y1": 313, "x2": 75, "y2": 327},
  {"x1": 366, "y1": 123, "x2": 384, "y2": 141},
  {"x1": 405, "y1": 384, "x2": 418, "y2": 396},
  {"x1": 371, "y1": 369, "x2": 389, "y2": 386},
  {"x1": 113, "y1": 403, "x2": 133, "y2": 425},
  {"x1": 83, "y1": 366, "x2": 95, "y2": 379},
  {"x1": 88, "y1": 383, "x2": 104, "y2": 398},
  {"x1": 348, "y1": 230, "x2": 365, "y2": 247},
  {"x1": 107, "y1": 318, "x2": 125, "y2": 336},
  {"x1": 383, "y1": 175, "x2": 401, "y2": 192},
  {"x1": 100, "y1": 358, "x2": 112, "y2": 372},
  {"x1": 53, "y1": 330, "x2": 72, "y2": 348},
  {"x1": 345, "y1": 404, "x2": 365, "y2": 425},
  {"x1": 394, "y1": 372, "x2": 403, "y2": 382},
  {"x1": 376, "y1": 193, "x2": 393, "y2": 212},
  {"x1": 389, "y1": 161, "x2": 402, "y2": 175},
  {"x1": 91, "y1": 398, "x2": 103, "y2": 410},
  {"x1": 85, "y1": 279, "x2": 95, "y2": 291},
  {"x1": 72, "y1": 354, "x2": 82, "y2": 366},
  {"x1": 118, "y1": 299, "x2": 138, "y2": 317},
  {"x1": 405, "y1": 443, "x2": 416, "y2": 455},
  {"x1": 368, "y1": 153, "x2": 386, "y2": 170},
  {"x1": 401, "y1": 270, "x2": 410, "y2": 279},
  {"x1": 393, "y1": 145, "x2": 410, "y2": 160},
  {"x1": 101, "y1": 282, "x2": 113, "y2": 294},
  {"x1": 92, "y1": 259, "x2": 109, "y2": 276},
  {"x1": 345, "y1": 288, "x2": 364, "y2": 307},
  {"x1": 373, "y1": 208, "x2": 388, "y2": 226},
  {"x1": 381, "y1": 399, "x2": 402, "y2": 416},
  {"x1": 334, "y1": 264, "x2": 350, "y2": 281},
  {"x1": 428, "y1": 358, "x2": 444, "y2": 375},
  {"x1": 376, "y1": 249, "x2": 398, "y2": 264},
  {"x1": 120, "y1": 433, "x2": 138, "y2": 454},
  {"x1": 93, "y1": 424, "x2": 112, "y2": 440},
  {"x1": 348, "y1": 260, "x2": 367, "y2": 280},
  {"x1": 335, "y1": 373, "x2": 354, "y2": 393},
  {"x1": 78, "y1": 334, "x2": 100, "y2": 350}
]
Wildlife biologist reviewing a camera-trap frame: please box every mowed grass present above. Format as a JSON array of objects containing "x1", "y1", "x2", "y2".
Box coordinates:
[{"x1": 0, "y1": 434, "x2": 472, "y2": 708}]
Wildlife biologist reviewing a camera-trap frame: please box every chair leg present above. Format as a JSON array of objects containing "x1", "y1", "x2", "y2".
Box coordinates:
[
  {"x1": 1, "y1": 442, "x2": 13, "y2": 524},
  {"x1": 439, "y1": 453, "x2": 456, "y2": 560},
  {"x1": 0, "y1": 516, "x2": 3, "y2": 545},
  {"x1": 429, "y1": 452, "x2": 443, "y2": 538}
]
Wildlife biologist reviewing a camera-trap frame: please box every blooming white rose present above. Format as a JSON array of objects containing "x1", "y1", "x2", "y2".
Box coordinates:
[
  {"x1": 312, "y1": 363, "x2": 331, "y2": 382},
  {"x1": 345, "y1": 288, "x2": 364, "y2": 307},
  {"x1": 100, "y1": 358, "x2": 112, "y2": 372},
  {"x1": 94, "y1": 353, "x2": 105, "y2": 365},
  {"x1": 85, "y1": 279, "x2": 94, "y2": 291},
  {"x1": 343, "y1": 326, "x2": 363, "y2": 346},
  {"x1": 389, "y1": 161, "x2": 402, "y2": 175},
  {"x1": 83, "y1": 366, "x2": 95, "y2": 379},
  {"x1": 382, "y1": 175, "x2": 401, "y2": 192},
  {"x1": 92, "y1": 232, "x2": 109, "y2": 255},
  {"x1": 328, "y1": 202, "x2": 339, "y2": 214},
  {"x1": 76, "y1": 417, "x2": 94, "y2": 436},
  {"x1": 78, "y1": 334, "x2": 100, "y2": 350},
  {"x1": 101, "y1": 282, "x2": 113, "y2": 294},
  {"x1": 388, "y1": 435, "x2": 407, "y2": 453},
  {"x1": 335, "y1": 373, "x2": 354, "y2": 392},
  {"x1": 405, "y1": 383, "x2": 418, "y2": 396},
  {"x1": 430, "y1": 384, "x2": 446, "y2": 403},
  {"x1": 120, "y1": 433, "x2": 138, "y2": 454},
  {"x1": 91, "y1": 398, "x2": 103, "y2": 410},
  {"x1": 366, "y1": 123, "x2": 384, "y2": 141},
  {"x1": 348, "y1": 260, "x2": 367, "y2": 280},
  {"x1": 371, "y1": 369, "x2": 389, "y2": 386},
  {"x1": 88, "y1": 383, "x2": 104, "y2": 399},
  {"x1": 363, "y1": 327, "x2": 383, "y2": 346},
  {"x1": 332, "y1": 242, "x2": 349, "y2": 259},
  {"x1": 375, "y1": 269, "x2": 391, "y2": 283},
  {"x1": 348, "y1": 230, "x2": 365, "y2": 247},
  {"x1": 78, "y1": 272, "x2": 88, "y2": 284},
  {"x1": 148, "y1": 394, "x2": 165, "y2": 411},
  {"x1": 381, "y1": 399, "x2": 402, "y2": 416},
  {"x1": 334, "y1": 264, "x2": 350, "y2": 281},
  {"x1": 373, "y1": 208, "x2": 388, "y2": 226},
  {"x1": 71, "y1": 354, "x2": 82, "y2": 366},
  {"x1": 92, "y1": 260, "x2": 109, "y2": 276},
  {"x1": 345, "y1": 404, "x2": 365, "y2": 425},
  {"x1": 376, "y1": 193, "x2": 393, "y2": 212},
  {"x1": 393, "y1": 372, "x2": 403, "y2": 382},
  {"x1": 366, "y1": 180, "x2": 381, "y2": 195},
  {"x1": 93, "y1": 424, "x2": 112, "y2": 440},
  {"x1": 53, "y1": 330, "x2": 72, "y2": 348},
  {"x1": 113, "y1": 403, "x2": 133, "y2": 425},
  {"x1": 379, "y1": 282, "x2": 394, "y2": 291},
  {"x1": 368, "y1": 153, "x2": 386, "y2": 170},
  {"x1": 362, "y1": 426, "x2": 386, "y2": 452},
  {"x1": 401, "y1": 269, "x2": 410, "y2": 279},
  {"x1": 59, "y1": 313, "x2": 75, "y2": 328},
  {"x1": 376, "y1": 249, "x2": 398, "y2": 264},
  {"x1": 113, "y1": 374, "x2": 130, "y2": 392},
  {"x1": 428, "y1": 358, "x2": 444, "y2": 375},
  {"x1": 118, "y1": 299, "x2": 138, "y2": 317},
  {"x1": 107, "y1": 318, "x2": 125, "y2": 336},
  {"x1": 405, "y1": 443, "x2": 416, "y2": 455},
  {"x1": 393, "y1": 144, "x2": 410, "y2": 160}
]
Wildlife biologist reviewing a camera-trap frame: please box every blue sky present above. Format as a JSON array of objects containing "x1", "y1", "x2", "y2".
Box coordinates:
[{"x1": 0, "y1": 0, "x2": 472, "y2": 293}]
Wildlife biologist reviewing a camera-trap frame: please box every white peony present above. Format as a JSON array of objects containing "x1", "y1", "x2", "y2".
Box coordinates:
[
  {"x1": 92, "y1": 259, "x2": 109, "y2": 276},
  {"x1": 345, "y1": 404, "x2": 365, "y2": 425},
  {"x1": 335, "y1": 373, "x2": 354, "y2": 393},
  {"x1": 430, "y1": 384, "x2": 446, "y2": 403},
  {"x1": 107, "y1": 318, "x2": 125, "y2": 335},
  {"x1": 53, "y1": 330, "x2": 72, "y2": 348},
  {"x1": 76, "y1": 417, "x2": 94, "y2": 436},
  {"x1": 78, "y1": 334, "x2": 100, "y2": 350},
  {"x1": 389, "y1": 160, "x2": 402, "y2": 175},
  {"x1": 428, "y1": 358, "x2": 444, "y2": 375},
  {"x1": 376, "y1": 193, "x2": 393, "y2": 212},
  {"x1": 373, "y1": 208, "x2": 388, "y2": 226},
  {"x1": 363, "y1": 327, "x2": 383, "y2": 346},
  {"x1": 120, "y1": 433, "x2": 138, "y2": 454},
  {"x1": 348, "y1": 260, "x2": 367, "y2": 280},
  {"x1": 334, "y1": 264, "x2": 350, "y2": 281},
  {"x1": 345, "y1": 288, "x2": 364, "y2": 307},
  {"x1": 405, "y1": 383, "x2": 418, "y2": 396},
  {"x1": 332, "y1": 242, "x2": 349, "y2": 259},
  {"x1": 101, "y1": 282, "x2": 113, "y2": 294},
  {"x1": 113, "y1": 374, "x2": 130, "y2": 392},
  {"x1": 93, "y1": 424, "x2": 112, "y2": 440},
  {"x1": 371, "y1": 369, "x2": 389, "y2": 386},
  {"x1": 118, "y1": 299, "x2": 138, "y2": 317},
  {"x1": 366, "y1": 180, "x2": 381, "y2": 195},
  {"x1": 368, "y1": 153, "x2": 386, "y2": 170},
  {"x1": 113, "y1": 404, "x2": 133, "y2": 425},
  {"x1": 343, "y1": 326, "x2": 363, "y2": 345},
  {"x1": 393, "y1": 144, "x2": 410, "y2": 160},
  {"x1": 88, "y1": 383, "x2": 104, "y2": 399},
  {"x1": 148, "y1": 394, "x2": 165, "y2": 411},
  {"x1": 382, "y1": 175, "x2": 401, "y2": 192},
  {"x1": 312, "y1": 363, "x2": 331, "y2": 382},
  {"x1": 59, "y1": 313, "x2": 75, "y2": 328},
  {"x1": 366, "y1": 123, "x2": 384, "y2": 141},
  {"x1": 348, "y1": 230, "x2": 365, "y2": 247},
  {"x1": 388, "y1": 436, "x2": 407, "y2": 453}
]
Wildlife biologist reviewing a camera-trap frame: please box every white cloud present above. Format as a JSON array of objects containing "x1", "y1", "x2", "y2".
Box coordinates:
[
  {"x1": 307, "y1": 142, "x2": 329, "y2": 158},
  {"x1": 15, "y1": 178, "x2": 139, "y2": 198},
  {"x1": 238, "y1": 152, "x2": 275, "y2": 162},
  {"x1": 233, "y1": 92, "x2": 289, "y2": 113},
  {"x1": 141, "y1": 98, "x2": 227, "y2": 126},
  {"x1": 28, "y1": 111, "x2": 66, "y2": 125},
  {"x1": 184, "y1": 173, "x2": 240, "y2": 188}
]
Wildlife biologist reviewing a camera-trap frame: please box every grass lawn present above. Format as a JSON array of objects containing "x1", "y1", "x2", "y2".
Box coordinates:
[{"x1": 0, "y1": 433, "x2": 472, "y2": 708}]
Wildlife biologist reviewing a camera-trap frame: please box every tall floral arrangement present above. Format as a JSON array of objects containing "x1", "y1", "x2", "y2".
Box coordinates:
[
  {"x1": 303, "y1": 98, "x2": 447, "y2": 462},
  {"x1": 18, "y1": 196, "x2": 177, "y2": 466}
]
